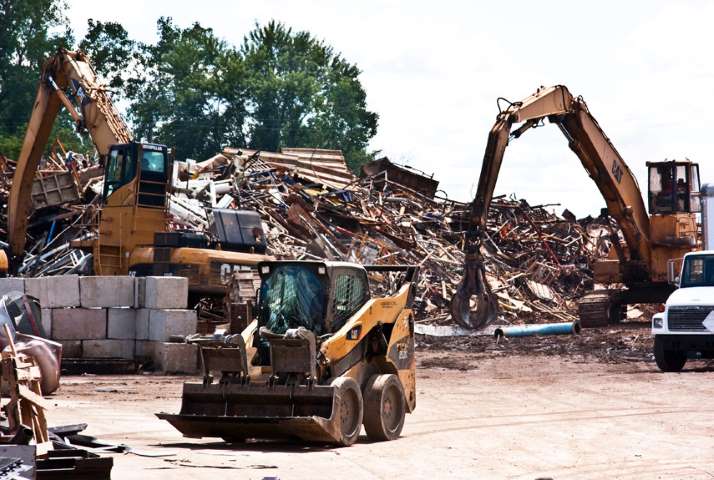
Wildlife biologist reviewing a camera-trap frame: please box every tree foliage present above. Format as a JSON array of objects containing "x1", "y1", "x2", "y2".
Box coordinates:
[
  {"x1": 126, "y1": 17, "x2": 247, "y2": 160},
  {"x1": 241, "y1": 21, "x2": 378, "y2": 170},
  {"x1": 0, "y1": 0, "x2": 75, "y2": 157},
  {"x1": 78, "y1": 19, "x2": 135, "y2": 91},
  {"x1": 0, "y1": 7, "x2": 378, "y2": 171}
]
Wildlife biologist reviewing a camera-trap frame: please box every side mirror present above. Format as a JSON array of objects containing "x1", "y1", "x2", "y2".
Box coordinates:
[{"x1": 667, "y1": 259, "x2": 682, "y2": 286}]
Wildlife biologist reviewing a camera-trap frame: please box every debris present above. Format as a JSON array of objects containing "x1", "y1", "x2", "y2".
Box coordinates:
[{"x1": 1, "y1": 143, "x2": 620, "y2": 330}]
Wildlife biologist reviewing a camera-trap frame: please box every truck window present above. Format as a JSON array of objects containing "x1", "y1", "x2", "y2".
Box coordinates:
[{"x1": 681, "y1": 255, "x2": 714, "y2": 287}]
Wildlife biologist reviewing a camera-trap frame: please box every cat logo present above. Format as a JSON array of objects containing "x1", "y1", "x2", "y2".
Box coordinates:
[{"x1": 218, "y1": 263, "x2": 252, "y2": 284}]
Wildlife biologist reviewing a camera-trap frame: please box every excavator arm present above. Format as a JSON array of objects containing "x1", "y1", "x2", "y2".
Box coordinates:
[
  {"x1": 452, "y1": 85, "x2": 651, "y2": 328},
  {"x1": 8, "y1": 49, "x2": 132, "y2": 259}
]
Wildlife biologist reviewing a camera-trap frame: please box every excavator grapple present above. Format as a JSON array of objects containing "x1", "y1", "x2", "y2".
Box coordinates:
[{"x1": 158, "y1": 261, "x2": 418, "y2": 446}]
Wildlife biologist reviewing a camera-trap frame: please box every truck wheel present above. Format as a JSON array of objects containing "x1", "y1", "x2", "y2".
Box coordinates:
[
  {"x1": 363, "y1": 374, "x2": 406, "y2": 441},
  {"x1": 654, "y1": 336, "x2": 687, "y2": 372},
  {"x1": 331, "y1": 377, "x2": 363, "y2": 446}
]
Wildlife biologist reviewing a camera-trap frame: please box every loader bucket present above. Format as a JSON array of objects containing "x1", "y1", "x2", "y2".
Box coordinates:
[{"x1": 157, "y1": 380, "x2": 350, "y2": 445}]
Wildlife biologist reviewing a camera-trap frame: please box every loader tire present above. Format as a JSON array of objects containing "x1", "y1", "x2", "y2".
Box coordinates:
[
  {"x1": 221, "y1": 437, "x2": 247, "y2": 444},
  {"x1": 332, "y1": 377, "x2": 363, "y2": 446},
  {"x1": 363, "y1": 374, "x2": 406, "y2": 441}
]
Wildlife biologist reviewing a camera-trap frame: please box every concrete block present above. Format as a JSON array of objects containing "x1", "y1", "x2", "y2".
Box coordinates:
[
  {"x1": 135, "y1": 340, "x2": 157, "y2": 360},
  {"x1": 149, "y1": 309, "x2": 196, "y2": 341},
  {"x1": 51, "y1": 308, "x2": 107, "y2": 340},
  {"x1": 24, "y1": 278, "x2": 46, "y2": 305},
  {"x1": 154, "y1": 342, "x2": 199, "y2": 373},
  {"x1": 143, "y1": 277, "x2": 188, "y2": 309},
  {"x1": 83, "y1": 339, "x2": 134, "y2": 359},
  {"x1": 26, "y1": 275, "x2": 80, "y2": 308},
  {"x1": 133, "y1": 277, "x2": 145, "y2": 309},
  {"x1": 41, "y1": 309, "x2": 52, "y2": 337},
  {"x1": 0, "y1": 277, "x2": 25, "y2": 297},
  {"x1": 80, "y1": 276, "x2": 135, "y2": 308},
  {"x1": 58, "y1": 340, "x2": 82, "y2": 358},
  {"x1": 135, "y1": 309, "x2": 150, "y2": 340},
  {"x1": 107, "y1": 308, "x2": 136, "y2": 339}
]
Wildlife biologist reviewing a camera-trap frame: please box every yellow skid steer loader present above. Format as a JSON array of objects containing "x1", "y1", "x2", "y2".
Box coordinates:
[{"x1": 157, "y1": 260, "x2": 418, "y2": 446}]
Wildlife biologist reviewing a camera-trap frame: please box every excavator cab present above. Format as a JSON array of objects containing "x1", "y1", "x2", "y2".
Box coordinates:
[
  {"x1": 104, "y1": 142, "x2": 169, "y2": 207},
  {"x1": 94, "y1": 142, "x2": 170, "y2": 275},
  {"x1": 647, "y1": 160, "x2": 701, "y2": 214}
]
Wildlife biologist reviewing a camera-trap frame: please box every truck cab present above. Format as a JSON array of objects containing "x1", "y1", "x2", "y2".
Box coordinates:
[{"x1": 651, "y1": 251, "x2": 714, "y2": 371}]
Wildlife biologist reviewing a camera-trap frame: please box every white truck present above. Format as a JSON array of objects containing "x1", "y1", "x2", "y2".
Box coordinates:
[{"x1": 651, "y1": 184, "x2": 714, "y2": 372}]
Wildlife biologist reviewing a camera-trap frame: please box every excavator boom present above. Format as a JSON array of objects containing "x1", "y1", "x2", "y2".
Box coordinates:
[
  {"x1": 8, "y1": 49, "x2": 132, "y2": 258},
  {"x1": 452, "y1": 85, "x2": 693, "y2": 329}
]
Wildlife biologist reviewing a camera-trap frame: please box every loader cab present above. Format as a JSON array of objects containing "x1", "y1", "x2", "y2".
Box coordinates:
[
  {"x1": 255, "y1": 261, "x2": 370, "y2": 364},
  {"x1": 647, "y1": 160, "x2": 701, "y2": 214},
  {"x1": 103, "y1": 142, "x2": 169, "y2": 207}
]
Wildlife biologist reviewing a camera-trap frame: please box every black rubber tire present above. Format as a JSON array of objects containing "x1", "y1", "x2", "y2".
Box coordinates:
[
  {"x1": 363, "y1": 374, "x2": 406, "y2": 441},
  {"x1": 221, "y1": 437, "x2": 247, "y2": 444},
  {"x1": 331, "y1": 377, "x2": 363, "y2": 446},
  {"x1": 654, "y1": 336, "x2": 687, "y2": 372}
]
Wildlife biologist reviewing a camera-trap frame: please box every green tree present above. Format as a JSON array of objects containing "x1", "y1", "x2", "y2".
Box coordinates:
[
  {"x1": 241, "y1": 21, "x2": 378, "y2": 171},
  {"x1": 0, "y1": 0, "x2": 74, "y2": 158},
  {"x1": 127, "y1": 17, "x2": 248, "y2": 161},
  {"x1": 78, "y1": 19, "x2": 135, "y2": 92}
]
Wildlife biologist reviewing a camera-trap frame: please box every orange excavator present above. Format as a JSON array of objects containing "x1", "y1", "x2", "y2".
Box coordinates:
[
  {"x1": 8, "y1": 49, "x2": 270, "y2": 294},
  {"x1": 452, "y1": 85, "x2": 700, "y2": 328}
]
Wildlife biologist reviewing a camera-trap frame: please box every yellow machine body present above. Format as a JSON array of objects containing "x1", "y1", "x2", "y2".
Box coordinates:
[{"x1": 158, "y1": 261, "x2": 418, "y2": 446}]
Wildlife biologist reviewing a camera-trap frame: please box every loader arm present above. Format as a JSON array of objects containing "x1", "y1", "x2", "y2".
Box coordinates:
[
  {"x1": 453, "y1": 85, "x2": 651, "y2": 328},
  {"x1": 8, "y1": 49, "x2": 132, "y2": 258}
]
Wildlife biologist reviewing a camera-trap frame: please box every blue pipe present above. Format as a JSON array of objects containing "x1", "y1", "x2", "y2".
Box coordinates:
[
  {"x1": 494, "y1": 321, "x2": 581, "y2": 338},
  {"x1": 46, "y1": 220, "x2": 57, "y2": 244}
]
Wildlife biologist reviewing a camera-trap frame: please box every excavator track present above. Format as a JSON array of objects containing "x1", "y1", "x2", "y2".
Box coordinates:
[{"x1": 577, "y1": 290, "x2": 625, "y2": 328}]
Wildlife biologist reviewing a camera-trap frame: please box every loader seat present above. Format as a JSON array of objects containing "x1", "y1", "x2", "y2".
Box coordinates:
[
  {"x1": 260, "y1": 326, "x2": 317, "y2": 379},
  {"x1": 199, "y1": 335, "x2": 249, "y2": 384}
]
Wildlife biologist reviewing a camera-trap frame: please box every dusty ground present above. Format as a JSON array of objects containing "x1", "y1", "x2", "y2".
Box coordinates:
[{"x1": 45, "y1": 327, "x2": 714, "y2": 479}]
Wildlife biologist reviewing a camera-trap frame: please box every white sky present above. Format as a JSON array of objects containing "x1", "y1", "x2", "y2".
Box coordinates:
[{"x1": 67, "y1": 0, "x2": 714, "y2": 216}]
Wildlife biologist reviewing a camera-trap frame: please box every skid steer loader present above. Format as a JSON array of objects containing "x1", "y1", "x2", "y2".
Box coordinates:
[{"x1": 157, "y1": 260, "x2": 418, "y2": 446}]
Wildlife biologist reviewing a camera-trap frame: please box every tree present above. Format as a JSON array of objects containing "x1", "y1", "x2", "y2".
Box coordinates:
[
  {"x1": 0, "y1": 0, "x2": 74, "y2": 158},
  {"x1": 127, "y1": 17, "x2": 248, "y2": 161},
  {"x1": 241, "y1": 21, "x2": 378, "y2": 171},
  {"x1": 78, "y1": 19, "x2": 135, "y2": 92}
]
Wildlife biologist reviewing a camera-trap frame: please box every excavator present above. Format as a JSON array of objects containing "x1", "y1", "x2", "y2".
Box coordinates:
[
  {"x1": 451, "y1": 85, "x2": 700, "y2": 329},
  {"x1": 8, "y1": 49, "x2": 270, "y2": 294}
]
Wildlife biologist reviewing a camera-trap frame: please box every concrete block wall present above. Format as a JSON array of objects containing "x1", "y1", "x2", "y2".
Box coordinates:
[{"x1": 2, "y1": 275, "x2": 199, "y2": 373}]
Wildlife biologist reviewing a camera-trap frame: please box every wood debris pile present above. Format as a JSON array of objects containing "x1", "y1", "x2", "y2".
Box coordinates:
[
  {"x1": 0, "y1": 146, "x2": 102, "y2": 277},
  {"x1": 1, "y1": 145, "x2": 616, "y2": 326},
  {"x1": 197, "y1": 153, "x2": 615, "y2": 324}
]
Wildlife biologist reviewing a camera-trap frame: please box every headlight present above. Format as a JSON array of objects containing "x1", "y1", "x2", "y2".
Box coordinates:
[{"x1": 652, "y1": 316, "x2": 664, "y2": 329}]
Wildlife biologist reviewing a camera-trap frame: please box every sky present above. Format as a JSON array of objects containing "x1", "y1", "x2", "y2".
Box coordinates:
[{"x1": 66, "y1": 0, "x2": 714, "y2": 216}]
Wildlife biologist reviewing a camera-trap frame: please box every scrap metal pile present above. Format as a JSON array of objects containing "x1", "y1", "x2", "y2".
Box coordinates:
[
  {"x1": 171, "y1": 148, "x2": 614, "y2": 325},
  {"x1": 1, "y1": 145, "x2": 616, "y2": 327},
  {"x1": 0, "y1": 144, "x2": 102, "y2": 277}
]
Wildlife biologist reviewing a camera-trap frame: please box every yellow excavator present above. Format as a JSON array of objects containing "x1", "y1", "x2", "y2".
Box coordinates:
[
  {"x1": 158, "y1": 261, "x2": 418, "y2": 446},
  {"x1": 8, "y1": 49, "x2": 270, "y2": 294},
  {"x1": 452, "y1": 85, "x2": 700, "y2": 328}
]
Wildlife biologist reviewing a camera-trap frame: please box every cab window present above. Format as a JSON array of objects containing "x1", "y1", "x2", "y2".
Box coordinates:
[
  {"x1": 648, "y1": 162, "x2": 700, "y2": 214},
  {"x1": 104, "y1": 147, "x2": 135, "y2": 197},
  {"x1": 142, "y1": 150, "x2": 166, "y2": 174},
  {"x1": 331, "y1": 270, "x2": 369, "y2": 332}
]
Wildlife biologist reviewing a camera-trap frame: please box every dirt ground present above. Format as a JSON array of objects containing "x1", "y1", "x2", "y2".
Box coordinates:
[{"x1": 43, "y1": 325, "x2": 714, "y2": 479}]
